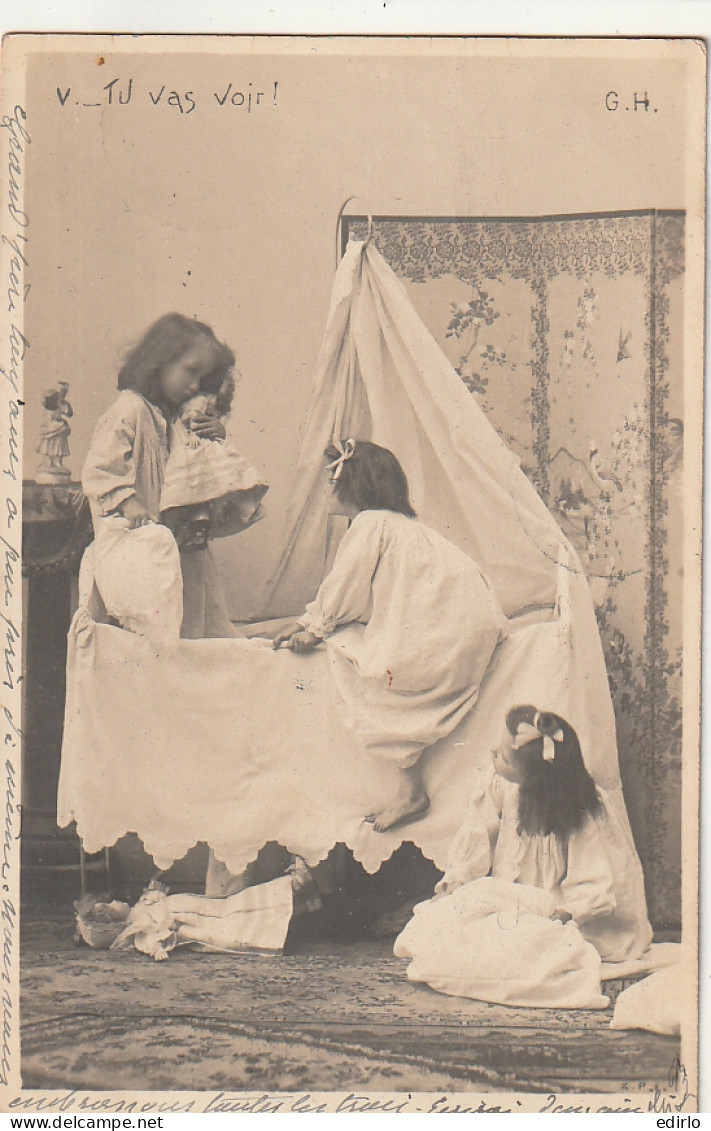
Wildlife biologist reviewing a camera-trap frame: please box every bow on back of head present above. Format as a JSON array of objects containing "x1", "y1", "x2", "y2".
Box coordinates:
[
  {"x1": 513, "y1": 713, "x2": 565, "y2": 762},
  {"x1": 326, "y1": 438, "x2": 356, "y2": 483}
]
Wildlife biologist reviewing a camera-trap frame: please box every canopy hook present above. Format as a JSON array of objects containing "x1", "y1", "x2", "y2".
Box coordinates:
[{"x1": 336, "y1": 196, "x2": 374, "y2": 264}]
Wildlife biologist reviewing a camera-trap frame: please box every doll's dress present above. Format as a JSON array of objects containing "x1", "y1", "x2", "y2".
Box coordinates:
[
  {"x1": 37, "y1": 413, "x2": 70, "y2": 459},
  {"x1": 160, "y1": 406, "x2": 268, "y2": 532}
]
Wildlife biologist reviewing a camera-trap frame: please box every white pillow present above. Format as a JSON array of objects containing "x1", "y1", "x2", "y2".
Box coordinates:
[
  {"x1": 92, "y1": 522, "x2": 183, "y2": 653},
  {"x1": 610, "y1": 966, "x2": 681, "y2": 1036}
]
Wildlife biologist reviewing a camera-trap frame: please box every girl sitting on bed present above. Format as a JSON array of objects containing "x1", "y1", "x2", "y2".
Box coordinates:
[
  {"x1": 273, "y1": 439, "x2": 508, "y2": 833},
  {"x1": 392, "y1": 705, "x2": 650, "y2": 1007}
]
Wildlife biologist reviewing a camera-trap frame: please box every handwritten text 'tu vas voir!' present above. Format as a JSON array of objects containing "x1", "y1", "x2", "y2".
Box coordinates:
[{"x1": 55, "y1": 77, "x2": 280, "y2": 116}]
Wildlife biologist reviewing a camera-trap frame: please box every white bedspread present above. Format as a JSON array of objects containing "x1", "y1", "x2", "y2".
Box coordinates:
[{"x1": 58, "y1": 603, "x2": 649, "y2": 938}]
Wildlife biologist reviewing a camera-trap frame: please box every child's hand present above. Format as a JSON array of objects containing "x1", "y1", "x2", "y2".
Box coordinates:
[
  {"x1": 433, "y1": 879, "x2": 460, "y2": 898},
  {"x1": 190, "y1": 413, "x2": 226, "y2": 441},
  {"x1": 272, "y1": 621, "x2": 303, "y2": 649},
  {"x1": 120, "y1": 497, "x2": 153, "y2": 528},
  {"x1": 550, "y1": 909, "x2": 573, "y2": 924},
  {"x1": 272, "y1": 622, "x2": 320, "y2": 652},
  {"x1": 287, "y1": 630, "x2": 320, "y2": 653}
]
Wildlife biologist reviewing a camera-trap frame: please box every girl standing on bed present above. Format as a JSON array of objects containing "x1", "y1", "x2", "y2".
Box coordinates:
[
  {"x1": 273, "y1": 439, "x2": 509, "y2": 833},
  {"x1": 393, "y1": 705, "x2": 652, "y2": 1006},
  {"x1": 82, "y1": 312, "x2": 266, "y2": 640}
]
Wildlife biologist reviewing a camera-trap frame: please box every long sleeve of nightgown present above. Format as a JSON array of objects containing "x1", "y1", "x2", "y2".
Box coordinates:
[
  {"x1": 436, "y1": 775, "x2": 502, "y2": 892},
  {"x1": 82, "y1": 412, "x2": 139, "y2": 517},
  {"x1": 559, "y1": 816, "x2": 617, "y2": 924},
  {"x1": 299, "y1": 510, "x2": 384, "y2": 639}
]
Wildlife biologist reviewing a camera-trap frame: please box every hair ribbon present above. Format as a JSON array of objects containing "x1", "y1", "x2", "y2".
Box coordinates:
[
  {"x1": 326, "y1": 438, "x2": 356, "y2": 482},
  {"x1": 512, "y1": 722, "x2": 540, "y2": 750},
  {"x1": 514, "y1": 715, "x2": 564, "y2": 762}
]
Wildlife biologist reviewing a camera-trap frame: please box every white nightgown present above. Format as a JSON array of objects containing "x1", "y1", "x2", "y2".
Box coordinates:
[
  {"x1": 299, "y1": 509, "x2": 508, "y2": 767},
  {"x1": 441, "y1": 774, "x2": 617, "y2": 925},
  {"x1": 394, "y1": 774, "x2": 652, "y2": 1007},
  {"x1": 82, "y1": 389, "x2": 169, "y2": 529}
]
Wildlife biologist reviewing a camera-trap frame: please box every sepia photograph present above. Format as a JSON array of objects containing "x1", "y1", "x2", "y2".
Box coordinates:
[{"x1": 0, "y1": 31, "x2": 704, "y2": 1114}]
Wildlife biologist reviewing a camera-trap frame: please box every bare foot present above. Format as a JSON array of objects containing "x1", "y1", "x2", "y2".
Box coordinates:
[{"x1": 365, "y1": 788, "x2": 430, "y2": 833}]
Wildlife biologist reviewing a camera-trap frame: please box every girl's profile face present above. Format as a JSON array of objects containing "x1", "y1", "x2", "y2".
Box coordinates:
[
  {"x1": 324, "y1": 466, "x2": 360, "y2": 519},
  {"x1": 326, "y1": 483, "x2": 360, "y2": 519},
  {"x1": 161, "y1": 338, "x2": 215, "y2": 407},
  {"x1": 492, "y1": 726, "x2": 527, "y2": 784}
]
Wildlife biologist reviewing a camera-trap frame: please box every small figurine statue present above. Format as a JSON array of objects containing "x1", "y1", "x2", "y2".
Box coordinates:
[{"x1": 36, "y1": 381, "x2": 73, "y2": 484}]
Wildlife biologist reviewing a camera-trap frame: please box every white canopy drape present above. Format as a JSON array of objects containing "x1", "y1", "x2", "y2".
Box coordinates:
[{"x1": 256, "y1": 239, "x2": 620, "y2": 790}]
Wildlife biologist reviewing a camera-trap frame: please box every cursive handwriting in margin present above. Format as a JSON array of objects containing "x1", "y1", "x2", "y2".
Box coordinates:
[
  {"x1": 0, "y1": 101, "x2": 27, "y2": 1091},
  {"x1": 1, "y1": 105, "x2": 31, "y2": 398},
  {"x1": 5, "y1": 1069, "x2": 695, "y2": 1114}
]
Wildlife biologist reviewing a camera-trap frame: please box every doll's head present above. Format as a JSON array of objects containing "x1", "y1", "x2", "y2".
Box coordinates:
[
  {"x1": 324, "y1": 440, "x2": 416, "y2": 518},
  {"x1": 199, "y1": 371, "x2": 235, "y2": 418},
  {"x1": 118, "y1": 313, "x2": 234, "y2": 412},
  {"x1": 498, "y1": 705, "x2": 602, "y2": 839},
  {"x1": 178, "y1": 392, "x2": 218, "y2": 421},
  {"x1": 42, "y1": 388, "x2": 62, "y2": 411}
]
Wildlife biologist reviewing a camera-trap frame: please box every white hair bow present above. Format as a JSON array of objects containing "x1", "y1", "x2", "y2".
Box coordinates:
[
  {"x1": 326, "y1": 438, "x2": 356, "y2": 482},
  {"x1": 513, "y1": 713, "x2": 564, "y2": 762}
]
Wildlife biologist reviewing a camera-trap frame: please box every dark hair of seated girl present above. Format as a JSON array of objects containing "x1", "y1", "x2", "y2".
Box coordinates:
[
  {"x1": 504, "y1": 705, "x2": 603, "y2": 840},
  {"x1": 325, "y1": 440, "x2": 416, "y2": 518}
]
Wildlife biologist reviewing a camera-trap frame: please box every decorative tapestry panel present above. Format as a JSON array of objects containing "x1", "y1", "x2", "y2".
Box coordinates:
[{"x1": 346, "y1": 212, "x2": 684, "y2": 927}]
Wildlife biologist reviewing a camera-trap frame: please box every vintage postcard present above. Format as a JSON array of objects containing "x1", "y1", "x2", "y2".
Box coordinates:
[{"x1": 0, "y1": 33, "x2": 704, "y2": 1116}]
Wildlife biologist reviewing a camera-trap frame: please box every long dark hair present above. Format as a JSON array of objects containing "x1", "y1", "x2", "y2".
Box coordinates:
[
  {"x1": 505, "y1": 705, "x2": 602, "y2": 840},
  {"x1": 326, "y1": 440, "x2": 416, "y2": 518},
  {"x1": 118, "y1": 313, "x2": 235, "y2": 411}
]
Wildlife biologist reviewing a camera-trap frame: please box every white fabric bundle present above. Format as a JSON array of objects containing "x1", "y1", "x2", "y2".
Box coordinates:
[
  {"x1": 89, "y1": 521, "x2": 183, "y2": 655},
  {"x1": 394, "y1": 877, "x2": 609, "y2": 1010}
]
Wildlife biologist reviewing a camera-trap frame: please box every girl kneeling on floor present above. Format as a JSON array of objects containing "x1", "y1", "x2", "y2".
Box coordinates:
[{"x1": 393, "y1": 705, "x2": 651, "y2": 1009}]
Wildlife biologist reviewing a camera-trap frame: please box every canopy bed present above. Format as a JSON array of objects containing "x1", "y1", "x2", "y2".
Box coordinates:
[{"x1": 58, "y1": 232, "x2": 664, "y2": 953}]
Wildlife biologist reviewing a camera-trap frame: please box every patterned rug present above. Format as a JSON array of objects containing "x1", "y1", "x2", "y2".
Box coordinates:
[{"x1": 21, "y1": 907, "x2": 679, "y2": 1095}]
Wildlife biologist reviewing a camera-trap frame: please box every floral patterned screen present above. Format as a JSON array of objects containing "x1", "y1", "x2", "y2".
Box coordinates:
[{"x1": 346, "y1": 212, "x2": 684, "y2": 927}]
